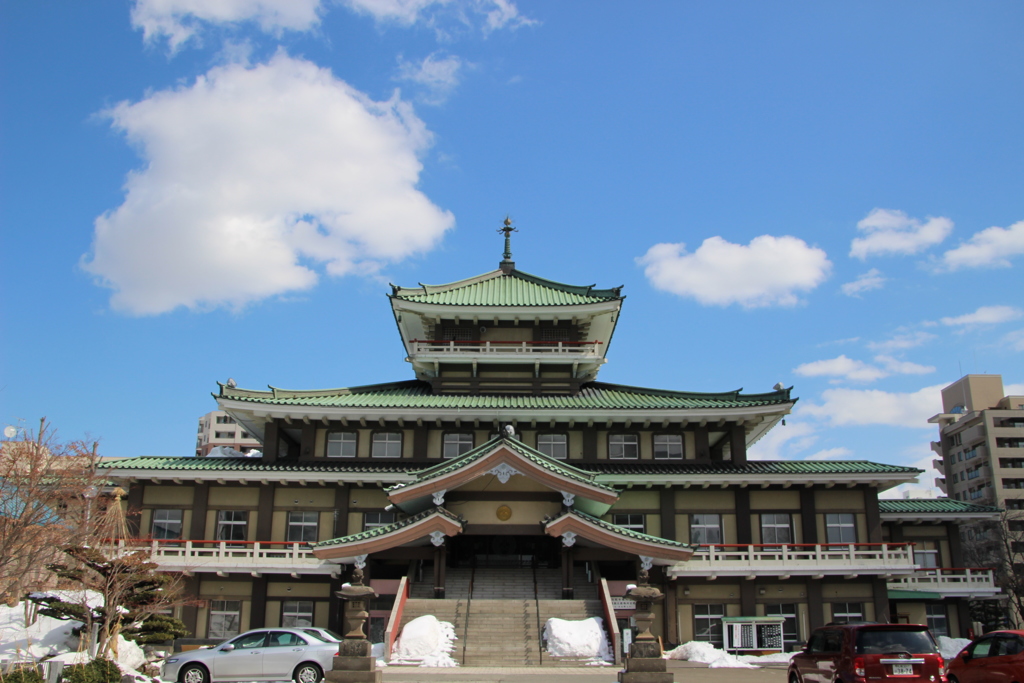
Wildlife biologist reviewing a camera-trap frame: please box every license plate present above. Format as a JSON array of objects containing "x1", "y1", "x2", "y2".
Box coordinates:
[{"x1": 891, "y1": 663, "x2": 913, "y2": 675}]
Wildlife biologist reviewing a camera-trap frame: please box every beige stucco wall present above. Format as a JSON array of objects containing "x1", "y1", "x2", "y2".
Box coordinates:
[
  {"x1": 456, "y1": 500, "x2": 561, "y2": 525},
  {"x1": 209, "y1": 487, "x2": 260, "y2": 506},
  {"x1": 274, "y1": 488, "x2": 334, "y2": 508},
  {"x1": 815, "y1": 490, "x2": 865, "y2": 511},
  {"x1": 144, "y1": 486, "x2": 194, "y2": 505},
  {"x1": 750, "y1": 491, "x2": 799, "y2": 509}
]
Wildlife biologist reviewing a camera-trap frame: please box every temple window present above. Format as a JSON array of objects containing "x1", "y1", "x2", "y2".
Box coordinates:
[
  {"x1": 825, "y1": 513, "x2": 856, "y2": 544},
  {"x1": 690, "y1": 513, "x2": 722, "y2": 544},
  {"x1": 372, "y1": 432, "x2": 402, "y2": 458},
  {"x1": 364, "y1": 512, "x2": 396, "y2": 530},
  {"x1": 281, "y1": 600, "x2": 315, "y2": 628},
  {"x1": 609, "y1": 433, "x2": 639, "y2": 459},
  {"x1": 537, "y1": 433, "x2": 567, "y2": 459},
  {"x1": 760, "y1": 512, "x2": 793, "y2": 545},
  {"x1": 326, "y1": 431, "x2": 357, "y2": 458},
  {"x1": 208, "y1": 600, "x2": 242, "y2": 639},
  {"x1": 151, "y1": 509, "x2": 183, "y2": 540},
  {"x1": 216, "y1": 510, "x2": 248, "y2": 542},
  {"x1": 286, "y1": 511, "x2": 319, "y2": 543},
  {"x1": 612, "y1": 513, "x2": 645, "y2": 533},
  {"x1": 653, "y1": 434, "x2": 683, "y2": 460},
  {"x1": 443, "y1": 432, "x2": 474, "y2": 458}
]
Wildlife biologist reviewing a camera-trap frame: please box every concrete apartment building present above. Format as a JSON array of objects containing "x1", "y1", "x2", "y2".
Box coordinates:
[
  {"x1": 97, "y1": 235, "x2": 1001, "y2": 662},
  {"x1": 196, "y1": 410, "x2": 262, "y2": 457}
]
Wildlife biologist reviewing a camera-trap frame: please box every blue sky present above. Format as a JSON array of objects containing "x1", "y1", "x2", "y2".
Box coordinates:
[{"x1": 2, "y1": 1, "x2": 1022, "y2": 493}]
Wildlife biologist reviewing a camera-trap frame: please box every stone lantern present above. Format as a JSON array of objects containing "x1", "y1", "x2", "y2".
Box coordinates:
[
  {"x1": 326, "y1": 562, "x2": 382, "y2": 683},
  {"x1": 618, "y1": 561, "x2": 673, "y2": 683}
]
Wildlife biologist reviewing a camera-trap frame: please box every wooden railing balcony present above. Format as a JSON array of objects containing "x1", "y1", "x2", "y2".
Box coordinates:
[
  {"x1": 410, "y1": 339, "x2": 602, "y2": 357},
  {"x1": 668, "y1": 543, "x2": 917, "y2": 579},
  {"x1": 887, "y1": 568, "x2": 1000, "y2": 597},
  {"x1": 107, "y1": 539, "x2": 341, "y2": 576}
]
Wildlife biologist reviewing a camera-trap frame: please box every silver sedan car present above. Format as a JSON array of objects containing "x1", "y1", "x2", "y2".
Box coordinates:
[{"x1": 163, "y1": 629, "x2": 338, "y2": 683}]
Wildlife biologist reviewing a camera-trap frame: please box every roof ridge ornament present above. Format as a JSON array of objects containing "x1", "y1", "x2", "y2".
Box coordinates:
[{"x1": 498, "y1": 216, "x2": 517, "y2": 274}]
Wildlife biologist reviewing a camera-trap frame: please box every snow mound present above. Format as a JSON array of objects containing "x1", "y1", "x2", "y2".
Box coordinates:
[
  {"x1": 938, "y1": 636, "x2": 971, "y2": 660},
  {"x1": 664, "y1": 641, "x2": 764, "y2": 668},
  {"x1": 390, "y1": 615, "x2": 459, "y2": 667},
  {"x1": 543, "y1": 617, "x2": 612, "y2": 662}
]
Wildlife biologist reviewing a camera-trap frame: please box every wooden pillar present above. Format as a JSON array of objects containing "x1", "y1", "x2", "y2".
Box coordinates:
[
  {"x1": 660, "y1": 488, "x2": 676, "y2": 541},
  {"x1": 126, "y1": 481, "x2": 144, "y2": 537},
  {"x1": 190, "y1": 483, "x2": 209, "y2": 540},
  {"x1": 693, "y1": 426, "x2": 710, "y2": 460},
  {"x1": 333, "y1": 485, "x2": 350, "y2": 538},
  {"x1": 800, "y1": 488, "x2": 817, "y2": 544},
  {"x1": 299, "y1": 423, "x2": 316, "y2": 461},
  {"x1": 806, "y1": 579, "x2": 824, "y2": 631},
  {"x1": 729, "y1": 424, "x2": 747, "y2": 467},
  {"x1": 956, "y1": 600, "x2": 972, "y2": 638},
  {"x1": 562, "y1": 547, "x2": 574, "y2": 599},
  {"x1": 434, "y1": 546, "x2": 447, "y2": 598},
  {"x1": 583, "y1": 430, "x2": 597, "y2": 459},
  {"x1": 948, "y1": 522, "x2": 965, "y2": 567},
  {"x1": 263, "y1": 420, "x2": 280, "y2": 462},
  {"x1": 256, "y1": 484, "x2": 274, "y2": 541},
  {"x1": 735, "y1": 489, "x2": 752, "y2": 544},
  {"x1": 250, "y1": 576, "x2": 268, "y2": 628},
  {"x1": 413, "y1": 426, "x2": 428, "y2": 459},
  {"x1": 664, "y1": 580, "x2": 678, "y2": 647},
  {"x1": 180, "y1": 576, "x2": 200, "y2": 637},
  {"x1": 328, "y1": 577, "x2": 343, "y2": 633},
  {"x1": 740, "y1": 582, "x2": 756, "y2": 617},
  {"x1": 863, "y1": 487, "x2": 882, "y2": 543},
  {"x1": 872, "y1": 578, "x2": 890, "y2": 624}
]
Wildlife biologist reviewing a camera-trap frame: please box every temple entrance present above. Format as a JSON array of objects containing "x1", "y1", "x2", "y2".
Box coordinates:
[{"x1": 449, "y1": 534, "x2": 561, "y2": 569}]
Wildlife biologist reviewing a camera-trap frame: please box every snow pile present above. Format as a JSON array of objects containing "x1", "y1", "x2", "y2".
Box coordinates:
[
  {"x1": 543, "y1": 617, "x2": 612, "y2": 662},
  {"x1": 370, "y1": 642, "x2": 387, "y2": 667},
  {"x1": 938, "y1": 636, "x2": 971, "y2": 660},
  {"x1": 389, "y1": 615, "x2": 459, "y2": 667},
  {"x1": 664, "y1": 640, "x2": 795, "y2": 668}
]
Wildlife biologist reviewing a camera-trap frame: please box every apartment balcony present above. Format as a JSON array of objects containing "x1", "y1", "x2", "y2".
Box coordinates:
[
  {"x1": 112, "y1": 540, "x2": 342, "y2": 577},
  {"x1": 888, "y1": 568, "x2": 1000, "y2": 598},
  {"x1": 667, "y1": 543, "x2": 917, "y2": 580},
  {"x1": 930, "y1": 441, "x2": 943, "y2": 455}
]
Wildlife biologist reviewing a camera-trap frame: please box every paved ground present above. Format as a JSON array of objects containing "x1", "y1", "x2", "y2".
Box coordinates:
[{"x1": 382, "y1": 661, "x2": 789, "y2": 682}]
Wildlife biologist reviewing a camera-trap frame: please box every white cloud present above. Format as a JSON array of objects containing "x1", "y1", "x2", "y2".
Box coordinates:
[
  {"x1": 801, "y1": 384, "x2": 945, "y2": 428},
  {"x1": 132, "y1": 0, "x2": 323, "y2": 51},
  {"x1": 937, "y1": 220, "x2": 1024, "y2": 270},
  {"x1": 794, "y1": 355, "x2": 888, "y2": 383},
  {"x1": 82, "y1": 53, "x2": 454, "y2": 315},
  {"x1": 748, "y1": 421, "x2": 816, "y2": 461},
  {"x1": 940, "y1": 305, "x2": 1023, "y2": 328},
  {"x1": 396, "y1": 52, "x2": 464, "y2": 104},
  {"x1": 806, "y1": 447, "x2": 853, "y2": 461},
  {"x1": 874, "y1": 355, "x2": 935, "y2": 375},
  {"x1": 849, "y1": 208, "x2": 953, "y2": 260},
  {"x1": 840, "y1": 268, "x2": 885, "y2": 297},
  {"x1": 1006, "y1": 383, "x2": 1024, "y2": 395},
  {"x1": 638, "y1": 235, "x2": 832, "y2": 308},
  {"x1": 342, "y1": 0, "x2": 534, "y2": 30},
  {"x1": 1005, "y1": 332, "x2": 1024, "y2": 353},
  {"x1": 866, "y1": 330, "x2": 936, "y2": 352}
]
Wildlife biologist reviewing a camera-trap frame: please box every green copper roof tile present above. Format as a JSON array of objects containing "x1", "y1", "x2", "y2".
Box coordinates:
[
  {"x1": 568, "y1": 509, "x2": 691, "y2": 549},
  {"x1": 878, "y1": 498, "x2": 1001, "y2": 514},
  {"x1": 390, "y1": 269, "x2": 623, "y2": 307},
  {"x1": 218, "y1": 379, "x2": 793, "y2": 410},
  {"x1": 97, "y1": 457, "x2": 410, "y2": 473},
  {"x1": 312, "y1": 507, "x2": 461, "y2": 548},
  {"x1": 579, "y1": 461, "x2": 922, "y2": 476}
]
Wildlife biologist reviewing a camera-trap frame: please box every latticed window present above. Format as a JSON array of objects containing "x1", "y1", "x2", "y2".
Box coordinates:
[
  {"x1": 693, "y1": 604, "x2": 725, "y2": 648},
  {"x1": 537, "y1": 433, "x2": 567, "y2": 460},
  {"x1": 539, "y1": 327, "x2": 570, "y2": 342},
  {"x1": 443, "y1": 433, "x2": 474, "y2": 458},
  {"x1": 152, "y1": 509, "x2": 183, "y2": 540},
  {"x1": 442, "y1": 327, "x2": 473, "y2": 341},
  {"x1": 216, "y1": 510, "x2": 248, "y2": 542},
  {"x1": 372, "y1": 432, "x2": 402, "y2": 458},
  {"x1": 609, "y1": 434, "x2": 639, "y2": 459},
  {"x1": 286, "y1": 511, "x2": 319, "y2": 543},
  {"x1": 327, "y1": 431, "x2": 356, "y2": 458},
  {"x1": 690, "y1": 514, "x2": 722, "y2": 544},
  {"x1": 831, "y1": 602, "x2": 863, "y2": 623},
  {"x1": 825, "y1": 514, "x2": 856, "y2": 543},
  {"x1": 612, "y1": 514, "x2": 645, "y2": 533},
  {"x1": 364, "y1": 512, "x2": 396, "y2": 530},
  {"x1": 208, "y1": 600, "x2": 242, "y2": 639},
  {"x1": 760, "y1": 513, "x2": 792, "y2": 544},
  {"x1": 654, "y1": 434, "x2": 683, "y2": 460},
  {"x1": 281, "y1": 600, "x2": 315, "y2": 628},
  {"x1": 926, "y1": 604, "x2": 948, "y2": 638}
]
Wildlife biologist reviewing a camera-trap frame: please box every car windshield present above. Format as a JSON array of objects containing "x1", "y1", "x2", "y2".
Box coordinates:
[{"x1": 856, "y1": 629, "x2": 937, "y2": 655}]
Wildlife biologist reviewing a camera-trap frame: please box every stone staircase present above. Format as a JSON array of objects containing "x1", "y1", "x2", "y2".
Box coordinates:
[{"x1": 397, "y1": 563, "x2": 610, "y2": 666}]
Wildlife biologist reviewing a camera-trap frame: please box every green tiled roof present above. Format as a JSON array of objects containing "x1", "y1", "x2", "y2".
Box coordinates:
[
  {"x1": 878, "y1": 498, "x2": 1000, "y2": 515},
  {"x1": 97, "y1": 457, "x2": 410, "y2": 473},
  {"x1": 312, "y1": 506, "x2": 461, "y2": 548},
  {"x1": 218, "y1": 379, "x2": 793, "y2": 409},
  {"x1": 390, "y1": 436, "x2": 617, "y2": 495},
  {"x1": 579, "y1": 461, "x2": 922, "y2": 476},
  {"x1": 390, "y1": 269, "x2": 623, "y2": 307},
  {"x1": 567, "y1": 509, "x2": 691, "y2": 549}
]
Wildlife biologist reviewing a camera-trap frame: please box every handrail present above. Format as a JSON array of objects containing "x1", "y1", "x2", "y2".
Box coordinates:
[
  {"x1": 384, "y1": 576, "x2": 409, "y2": 661},
  {"x1": 410, "y1": 339, "x2": 602, "y2": 346},
  {"x1": 599, "y1": 578, "x2": 621, "y2": 666},
  {"x1": 694, "y1": 542, "x2": 914, "y2": 549}
]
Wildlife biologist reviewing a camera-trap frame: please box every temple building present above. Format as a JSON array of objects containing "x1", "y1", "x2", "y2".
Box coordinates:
[{"x1": 101, "y1": 225, "x2": 999, "y2": 662}]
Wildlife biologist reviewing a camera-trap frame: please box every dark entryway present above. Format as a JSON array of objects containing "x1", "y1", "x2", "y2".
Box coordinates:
[{"x1": 449, "y1": 534, "x2": 561, "y2": 568}]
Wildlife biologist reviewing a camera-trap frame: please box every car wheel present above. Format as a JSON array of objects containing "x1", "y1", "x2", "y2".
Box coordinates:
[
  {"x1": 293, "y1": 662, "x2": 323, "y2": 683},
  {"x1": 179, "y1": 664, "x2": 209, "y2": 683},
  {"x1": 947, "y1": 677, "x2": 959, "y2": 683},
  {"x1": 788, "y1": 673, "x2": 801, "y2": 683}
]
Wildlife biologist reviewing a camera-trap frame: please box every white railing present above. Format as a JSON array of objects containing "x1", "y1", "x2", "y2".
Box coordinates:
[
  {"x1": 888, "y1": 568, "x2": 1000, "y2": 596},
  {"x1": 107, "y1": 540, "x2": 340, "y2": 575},
  {"x1": 410, "y1": 339, "x2": 601, "y2": 357},
  {"x1": 668, "y1": 543, "x2": 917, "y2": 578}
]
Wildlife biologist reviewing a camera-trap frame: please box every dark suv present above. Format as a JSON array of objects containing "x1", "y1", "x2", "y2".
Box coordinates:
[{"x1": 788, "y1": 622, "x2": 946, "y2": 683}]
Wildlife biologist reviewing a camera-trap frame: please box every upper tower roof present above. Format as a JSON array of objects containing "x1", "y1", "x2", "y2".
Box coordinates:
[{"x1": 389, "y1": 269, "x2": 623, "y2": 307}]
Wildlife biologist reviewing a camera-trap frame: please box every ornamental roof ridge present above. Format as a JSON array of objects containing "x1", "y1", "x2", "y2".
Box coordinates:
[
  {"x1": 311, "y1": 506, "x2": 462, "y2": 549},
  {"x1": 877, "y1": 498, "x2": 1002, "y2": 514},
  {"x1": 556, "y1": 508, "x2": 692, "y2": 549},
  {"x1": 580, "y1": 381, "x2": 794, "y2": 403}
]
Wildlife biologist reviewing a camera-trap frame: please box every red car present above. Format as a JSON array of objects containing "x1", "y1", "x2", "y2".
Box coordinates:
[
  {"x1": 788, "y1": 622, "x2": 946, "y2": 683},
  {"x1": 947, "y1": 630, "x2": 1024, "y2": 683}
]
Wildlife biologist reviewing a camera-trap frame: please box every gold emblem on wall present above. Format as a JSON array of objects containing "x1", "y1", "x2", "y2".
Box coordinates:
[{"x1": 496, "y1": 505, "x2": 512, "y2": 521}]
